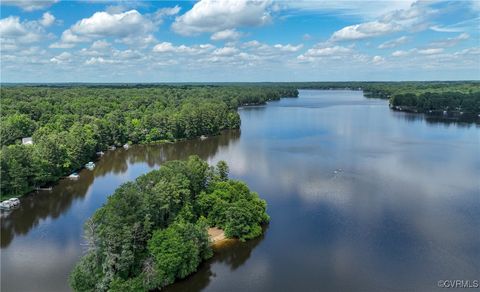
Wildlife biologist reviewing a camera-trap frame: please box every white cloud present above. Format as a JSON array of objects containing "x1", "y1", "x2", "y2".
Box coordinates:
[
  {"x1": 330, "y1": 1, "x2": 435, "y2": 42},
  {"x1": 50, "y1": 52, "x2": 72, "y2": 64},
  {"x1": 378, "y1": 36, "x2": 409, "y2": 49},
  {"x1": 212, "y1": 46, "x2": 239, "y2": 56},
  {"x1": 0, "y1": 15, "x2": 45, "y2": 44},
  {"x1": 211, "y1": 29, "x2": 242, "y2": 41},
  {"x1": 153, "y1": 5, "x2": 181, "y2": 21},
  {"x1": 392, "y1": 50, "x2": 409, "y2": 57},
  {"x1": 372, "y1": 55, "x2": 385, "y2": 64},
  {"x1": 54, "y1": 10, "x2": 155, "y2": 47},
  {"x1": 152, "y1": 42, "x2": 215, "y2": 55},
  {"x1": 280, "y1": 0, "x2": 416, "y2": 19},
  {"x1": 428, "y1": 33, "x2": 469, "y2": 48},
  {"x1": 172, "y1": 0, "x2": 272, "y2": 35},
  {"x1": 91, "y1": 40, "x2": 110, "y2": 50},
  {"x1": 300, "y1": 45, "x2": 352, "y2": 57},
  {"x1": 2, "y1": 0, "x2": 58, "y2": 12},
  {"x1": 331, "y1": 21, "x2": 401, "y2": 41},
  {"x1": 85, "y1": 57, "x2": 119, "y2": 65},
  {"x1": 273, "y1": 43, "x2": 303, "y2": 52},
  {"x1": 39, "y1": 12, "x2": 55, "y2": 27},
  {"x1": 418, "y1": 48, "x2": 444, "y2": 55}
]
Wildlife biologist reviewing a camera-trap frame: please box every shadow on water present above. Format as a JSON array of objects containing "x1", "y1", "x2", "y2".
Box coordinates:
[
  {"x1": 0, "y1": 130, "x2": 240, "y2": 248},
  {"x1": 163, "y1": 226, "x2": 267, "y2": 292}
]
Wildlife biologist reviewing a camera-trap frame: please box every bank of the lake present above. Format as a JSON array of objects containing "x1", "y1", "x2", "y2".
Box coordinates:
[{"x1": 2, "y1": 90, "x2": 479, "y2": 292}]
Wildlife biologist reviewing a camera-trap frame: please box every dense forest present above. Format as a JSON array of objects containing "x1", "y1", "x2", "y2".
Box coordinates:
[
  {"x1": 0, "y1": 85, "x2": 298, "y2": 199},
  {"x1": 69, "y1": 156, "x2": 269, "y2": 291}
]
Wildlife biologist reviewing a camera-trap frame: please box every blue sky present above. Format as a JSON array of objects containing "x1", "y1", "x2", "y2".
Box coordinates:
[{"x1": 1, "y1": 0, "x2": 479, "y2": 82}]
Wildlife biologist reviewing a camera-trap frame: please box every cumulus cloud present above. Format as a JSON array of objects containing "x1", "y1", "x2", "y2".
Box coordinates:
[
  {"x1": 152, "y1": 42, "x2": 215, "y2": 55},
  {"x1": 372, "y1": 55, "x2": 385, "y2": 64},
  {"x1": 0, "y1": 15, "x2": 45, "y2": 47},
  {"x1": 2, "y1": 0, "x2": 58, "y2": 12},
  {"x1": 211, "y1": 29, "x2": 242, "y2": 41},
  {"x1": 300, "y1": 45, "x2": 352, "y2": 58},
  {"x1": 331, "y1": 21, "x2": 401, "y2": 41},
  {"x1": 273, "y1": 44, "x2": 303, "y2": 52},
  {"x1": 52, "y1": 10, "x2": 155, "y2": 48},
  {"x1": 50, "y1": 52, "x2": 72, "y2": 64},
  {"x1": 378, "y1": 36, "x2": 409, "y2": 49},
  {"x1": 212, "y1": 46, "x2": 239, "y2": 56},
  {"x1": 172, "y1": 0, "x2": 272, "y2": 35},
  {"x1": 39, "y1": 12, "x2": 55, "y2": 27},
  {"x1": 330, "y1": 1, "x2": 434, "y2": 42}
]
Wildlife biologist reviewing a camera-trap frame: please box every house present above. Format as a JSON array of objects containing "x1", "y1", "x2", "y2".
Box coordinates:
[{"x1": 22, "y1": 137, "x2": 33, "y2": 145}]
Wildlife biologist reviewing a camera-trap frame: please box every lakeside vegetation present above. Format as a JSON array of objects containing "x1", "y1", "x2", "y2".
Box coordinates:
[
  {"x1": 0, "y1": 85, "x2": 298, "y2": 199},
  {"x1": 69, "y1": 156, "x2": 269, "y2": 291},
  {"x1": 287, "y1": 81, "x2": 480, "y2": 116},
  {"x1": 1, "y1": 81, "x2": 478, "y2": 199}
]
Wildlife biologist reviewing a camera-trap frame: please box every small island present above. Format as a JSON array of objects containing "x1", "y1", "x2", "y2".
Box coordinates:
[{"x1": 69, "y1": 156, "x2": 269, "y2": 291}]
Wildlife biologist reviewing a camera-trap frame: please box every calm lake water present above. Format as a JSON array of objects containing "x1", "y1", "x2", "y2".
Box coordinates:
[{"x1": 1, "y1": 90, "x2": 479, "y2": 292}]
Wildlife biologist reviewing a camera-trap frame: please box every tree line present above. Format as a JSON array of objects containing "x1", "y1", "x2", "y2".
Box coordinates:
[
  {"x1": 0, "y1": 85, "x2": 298, "y2": 199},
  {"x1": 69, "y1": 156, "x2": 269, "y2": 291}
]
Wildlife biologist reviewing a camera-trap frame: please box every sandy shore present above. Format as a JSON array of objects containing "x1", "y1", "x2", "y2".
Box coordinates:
[{"x1": 208, "y1": 227, "x2": 226, "y2": 243}]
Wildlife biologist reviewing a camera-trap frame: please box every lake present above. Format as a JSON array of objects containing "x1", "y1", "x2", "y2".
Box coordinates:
[{"x1": 1, "y1": 90, "x2": 479, "y2": 292}]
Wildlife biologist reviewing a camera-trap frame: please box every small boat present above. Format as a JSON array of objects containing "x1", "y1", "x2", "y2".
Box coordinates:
[
  {"x1": 200, "y1": 135, "x2": 207, "y2": 140},
  {"x1": 0, "y1": 201, "x2": 13, "y2": 210},
  {"x1": 96, "y1": 151, "x2": 105, "y2": 156},
  {"x1": 8, "y1": 198, "x2": 20, "y2": 206},
  {"x1": 1, "y1": 198, "x2": 20, "y2": 210},
  {"x1": 123, "y1": 143, "x2": 130, "y2": 149},
  {"x1": 68, "y1": 172, "x2": 80, "y2": 179},
  {"x1": 85, "y1": 162, "x2": 96, "y2": 170},
  {"x1": 443, "y1": 110, "x2": 447, "y2": 115},
  {"x1": 108, "y1": 145, "x2": 116, "y2": 151}
]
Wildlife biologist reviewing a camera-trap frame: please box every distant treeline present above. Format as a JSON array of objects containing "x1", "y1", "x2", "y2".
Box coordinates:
[
  {"x1": 0, "y1": 85, "x2": 298, "y2": 198},
  {"x1": 286, "y1": 81, "x2": 480, "y2": 115},
  {"x1": 69, "y1": 157, "x2": 269, "y2": 291}
]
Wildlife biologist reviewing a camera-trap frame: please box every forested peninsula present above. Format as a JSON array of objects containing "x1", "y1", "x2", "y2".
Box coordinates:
[
  {"x1": 0, "y1": 85, "x2": 298, "y2": 199},
  {"x1": 69, "y1": 156, "x2": 269, "y2": 291}
]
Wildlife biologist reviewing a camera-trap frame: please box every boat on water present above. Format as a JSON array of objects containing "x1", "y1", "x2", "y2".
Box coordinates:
[
  {"x1": 123, "y1": 143, "x2": 130, "y2": 149},
  {"x1": 68, "y1": 172, "x2": 80, "y2": 179},
  {"x1": 108, "y1": 145, "x2": 116, "y2": 150},
  {"x1": 200, "y1": 135, "x2": 208, "y2": 140},
  {"x1": 96, "y1": 151, "x2": 105, "y2": 156},
  {"x1": 0, "y1": 198, "x2": 20, "y2": 210},
  {"x1": 85, "y1": 162, "x2": 96, "y2": 170}
]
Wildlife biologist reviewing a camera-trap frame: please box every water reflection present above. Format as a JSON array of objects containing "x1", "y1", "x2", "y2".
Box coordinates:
[
  {"x1": 1, "y1": 130, "x2": 240, "y2": 249},
  {"x1": 164, "y1": 227, "x2": 267, "y2": 292}
]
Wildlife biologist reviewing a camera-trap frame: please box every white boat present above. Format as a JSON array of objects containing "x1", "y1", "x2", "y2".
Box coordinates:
[
  {"x1": 0, "y1": 201, "x2": 13, "y2": 210},
  {"x1": 200, "y1": 135, "x2": 207, "y2": 140},
  {"x1": 8, "y1": 198, "x2": 20, "y2": 206},
  {"x1": 68, "y1": 172, "x2": 80, "y2": 179},
  {"x1": 1, "y1": 198, "x2": 20, "y2": 210},
  {"x1": 85, "y1": 162, "x2": 95, "y2": 170},
  {"x1": 108, "y1": 145, "x2": 116, "y2": 150},
  {"x1": 123, "y1": 143, "x2": 130, "y2": 149},
  {"x1": 96, "y1": 151, "x2": 105, "y2": 156}
]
